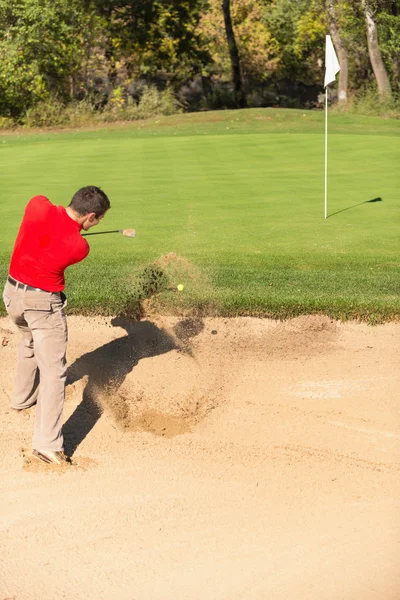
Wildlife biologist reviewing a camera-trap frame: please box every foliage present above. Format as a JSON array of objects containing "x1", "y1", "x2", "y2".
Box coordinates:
[
  {"x1": 0, "y1": 0, "x2": 399, "y2": 119},
  {"x1": 101, "y1": 85, "x2": 182, "y2": 122},
  {"x1": 324, "y1": 0, "x2": 400, "y2": 92},
  {"x1": 345, "y1": 86, "x2": 400, "y2": 117},
  {"x1": 0, "y1": 0, "x2": 101, "y2": 117},
  {"x1": 0, "y1": 115, "x2": 15, "y2": 129},
  {"x1": 201, "y1": 85, "x2": 238, "y2": 110},
  {"x1": 263, "y1": 0, "x2": 323, "y2": 85},
  {"x1": 22, "y1": 98, "x2": 70, "y2": 128},
  {"x1": 93, "y1": 0, "x2": 209, "y2": 81},
  {"x1": 376, "y1": 9, "x2": 400, "y2": 90},
  {"x1": 21, "y1": 98, "x2": 99, "y2": 128},
  {"x1": 1, "y1": 85, "x2": 181, "y2": 128},
  {"x1": 136, "y1": 85, "x2": 181, "y2": 117},
  {"x1": 199, "y1": 0, "x2": 278, "y2": 82}
]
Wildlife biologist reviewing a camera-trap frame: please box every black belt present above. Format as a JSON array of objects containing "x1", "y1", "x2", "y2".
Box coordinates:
[{"x1": 7, "y1": 275, "x2": 52, "y2": 293}]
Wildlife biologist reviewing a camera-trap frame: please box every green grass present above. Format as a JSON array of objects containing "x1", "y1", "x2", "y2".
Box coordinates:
[{"x1": 1, "y1": 108, "x2": 399, "y2": 322}]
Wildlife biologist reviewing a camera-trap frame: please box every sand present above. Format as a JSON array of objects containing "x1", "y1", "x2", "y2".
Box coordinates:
[{"x1": 0, "y1": 314, "x2": 399, "y2": 599}]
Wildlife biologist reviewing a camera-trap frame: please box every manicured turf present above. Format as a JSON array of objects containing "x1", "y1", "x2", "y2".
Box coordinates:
[{"x1": 1, "y1": 108, "x2": 399, "y2": 321}]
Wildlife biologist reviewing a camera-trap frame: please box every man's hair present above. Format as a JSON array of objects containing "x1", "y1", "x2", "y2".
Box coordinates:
[{"x1": 69, "y1": 186, "x2": 110, "y2": 218}]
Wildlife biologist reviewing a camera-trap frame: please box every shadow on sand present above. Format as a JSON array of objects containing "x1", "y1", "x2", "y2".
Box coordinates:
[{"x1": 63, "y1": 317, "x2": 204, "y2": 456}]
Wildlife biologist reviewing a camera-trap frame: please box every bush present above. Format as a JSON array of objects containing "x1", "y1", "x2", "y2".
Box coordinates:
[
  {"x1": 202, "y1": 86, "x2": 237, "y2": 110},
  {"x1": 137, "y1": 85, "x2": 181, "y2": 118},
  {"x1": 0, "y1": 116, "x2": 16, "y2": 130},
  {"x1": 21, "y1": 97, "x2": 100, "y2": 128},
  {"x1": 63, "y1": 100, "x2": 98, "y2": 127},
  {"x1": 101, "y1": 85, "x2": 181, "y2": 122},
  {"x1": 22, "y1": 98, "x2": 69, "y2": 127},
  {"x1": 14, "y1": 85, "x2": 181, "y2": 129},
  {"x1": 345, "y1": 87, "x2": 400, "y2": 119}
]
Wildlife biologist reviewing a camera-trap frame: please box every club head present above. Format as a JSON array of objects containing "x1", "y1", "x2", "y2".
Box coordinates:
[{"x1": 122, "y1": 229, "x2": 136, "y2": 238}]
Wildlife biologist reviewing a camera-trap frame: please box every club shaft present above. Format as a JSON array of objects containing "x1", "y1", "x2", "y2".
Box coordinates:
[{"x1": 82, "y1": 230, "x2": 122, "y2": 237}]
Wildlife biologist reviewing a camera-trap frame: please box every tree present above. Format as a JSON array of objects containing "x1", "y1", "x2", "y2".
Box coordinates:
[
  {"x1": 326, "y1": 0, "x2": 349, "y2": 104},
  {"x1": 199, "y1": 0, "x2": 278, "y2": 84},
  {"x1": 0, "y1": 0, "x2": 99, "y2": 117},
  {"x1": 360, "y1": 0, "x2": 392, "y2": 97},
  {"x1": 92, "y1": 0, "x2": 209, "y2": 83},
  {"x1": 266, "y1": 0, "x2": 325, "y2": 90},
  {"x1": 375, "y1": 1, "x2": 400, "y2": 91},
  {"x1": 221, "y1": 0, "x2": 246, "y2": 107}
]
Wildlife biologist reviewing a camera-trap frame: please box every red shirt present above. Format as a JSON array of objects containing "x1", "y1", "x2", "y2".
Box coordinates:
[{"x1": 9, "y1": 195, "x2": 89, "y2": 292}]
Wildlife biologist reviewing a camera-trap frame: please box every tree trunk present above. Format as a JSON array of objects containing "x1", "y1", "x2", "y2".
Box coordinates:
[
  {"x1": 70, "y1": 75, "x2": 75, "y2": 100},
  {"x1": 326, "y1": 0, "x2": 348, "y2": 105},
  {"x1": 361, "y1": 0, "x2": 391, "y2": 99},
  {"x1": 221, "y1": 0, "x2": 246, "y2": 108}
]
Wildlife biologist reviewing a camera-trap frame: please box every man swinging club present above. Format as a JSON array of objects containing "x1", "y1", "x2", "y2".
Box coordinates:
[{"x1": 2, "y1": 186, "x2": 111, "y2": 465}]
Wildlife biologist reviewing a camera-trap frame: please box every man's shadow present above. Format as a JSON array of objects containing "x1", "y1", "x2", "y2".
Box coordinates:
[{"x1": 63, "y1": 317, "x2": 204, "y2": 456}]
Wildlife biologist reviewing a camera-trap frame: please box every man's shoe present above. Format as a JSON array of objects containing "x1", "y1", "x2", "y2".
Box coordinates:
[
  {"x1": 32, "y1": 449, "x2": 71, "y2": 465},
  {"x1": 9, "y1": 407, "x2": 32, "y2": 421}
]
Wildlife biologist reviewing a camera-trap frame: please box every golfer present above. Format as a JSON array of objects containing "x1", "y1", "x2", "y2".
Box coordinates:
[{"x1": 2, "y1": 186, "x2": 110, "y2": 465}]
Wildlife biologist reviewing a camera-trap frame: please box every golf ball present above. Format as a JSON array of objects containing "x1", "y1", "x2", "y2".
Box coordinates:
[{"x1": 177, "y1": 284, "x2": 184, "y2": 291}]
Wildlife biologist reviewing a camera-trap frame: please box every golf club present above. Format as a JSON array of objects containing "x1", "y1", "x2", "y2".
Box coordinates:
[{"x1": 82, "y1": 228, "x2": 136, "y2": 238}]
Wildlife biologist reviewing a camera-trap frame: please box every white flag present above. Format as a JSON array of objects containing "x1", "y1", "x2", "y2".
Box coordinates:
[{"x1": 324, "y1": 35, "x2": 340, "y2": 87}]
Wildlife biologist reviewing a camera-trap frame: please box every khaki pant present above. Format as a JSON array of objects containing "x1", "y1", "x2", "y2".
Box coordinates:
[{"x1": 2, "y1": 279, "x2": 68, "y2": 452}]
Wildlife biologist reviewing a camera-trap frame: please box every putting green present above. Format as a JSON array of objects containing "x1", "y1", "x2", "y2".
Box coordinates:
[{"x1": 1, "y1": 108, "x2": 399, "y2": 321}]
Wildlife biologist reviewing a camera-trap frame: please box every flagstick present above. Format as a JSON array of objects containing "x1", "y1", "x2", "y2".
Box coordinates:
[
  {"x1": 324, "y1": 34, "x2": 340, "y2": 219},
  {"x1": 324, "y1": 85, "x2": 328, "y2": 219}
]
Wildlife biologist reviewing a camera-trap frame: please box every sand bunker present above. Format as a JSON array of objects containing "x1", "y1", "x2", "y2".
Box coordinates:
[{"x1": 0, "y1": 314, "x2": 399, "y2": 599}]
